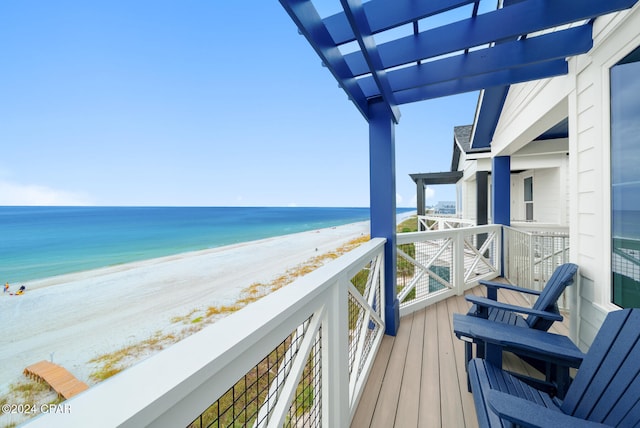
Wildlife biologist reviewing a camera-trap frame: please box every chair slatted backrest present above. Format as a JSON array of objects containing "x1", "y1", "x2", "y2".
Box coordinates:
[
  {"x1": 526, "y1": 263, "x2": 578, "y2": 330},
  {"x1": 561, "y1": 309, "x2": 640, "y2": 426}
]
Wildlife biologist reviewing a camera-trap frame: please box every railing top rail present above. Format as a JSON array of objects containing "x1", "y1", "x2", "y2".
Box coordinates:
[
  {"x1": 505, "y1": 224, "x2": 569, "y2": 237},
  {"x1": 398, "y1": 224, "x2": 502, "y2": 244},
  {"x1": 418, "y1": 215, "x2": 475, "y2": 223},
  {"x1": 27, "y1": 238, "x2": 387, "y2": 428}
]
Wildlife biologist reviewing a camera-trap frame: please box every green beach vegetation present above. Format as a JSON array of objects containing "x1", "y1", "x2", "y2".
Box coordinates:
[
  {"x1": 0, "y1": 381, "x2": 63, "y2": 428},
  {"x1": 88, "y1": 234, "x2": 371, "y2": 383}
]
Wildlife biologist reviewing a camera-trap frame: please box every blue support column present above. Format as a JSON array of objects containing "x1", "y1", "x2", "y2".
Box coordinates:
[
  {"x1": 369, "y1": 99, "x2": 399, "y2": 336},
  {"x1": 492, "y1": 156, "x2": 511, "y2": 277},
  {"x1": 492, "y1": 156, "x2": 511, "y2": 226}
]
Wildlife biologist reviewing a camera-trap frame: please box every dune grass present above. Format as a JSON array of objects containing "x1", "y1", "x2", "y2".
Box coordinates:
[
  {"x1": 89, "y1": 331, "x2": 179, "y2": 382},
  {"x1": 89, "y1": 234, "x2": 370, "y2": 383},
  {"x1": 0, "y1": 380, "x2": 62, "y2": 428}
]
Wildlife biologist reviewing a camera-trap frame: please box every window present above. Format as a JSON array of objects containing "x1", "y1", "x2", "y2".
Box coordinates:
[
  {"x1": 524, "y1": 176, "x2": 533, "y2": 221},
  {"x1": 611, "y1": 46, "x2": 640, "y2": 308}
]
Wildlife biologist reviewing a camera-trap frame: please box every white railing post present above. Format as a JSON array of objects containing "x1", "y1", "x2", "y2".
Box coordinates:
[
  {"x1": 528, "y1": 232, "x2": 535, "y2": 291},
  {"x1": 504, "y1": 227, "x2": 509, "y2": 281},
  {"x1": 453, "y1": 229, "x2": 465, "y2": 295},
  {"x1": 322, "y1": 278, "x2": 349, "y2": 428}
]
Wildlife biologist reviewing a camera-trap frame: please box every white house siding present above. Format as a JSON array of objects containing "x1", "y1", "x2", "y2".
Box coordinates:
[
  {"x1": 492, "y1": 76, "x2": 571, "y2": 157},
  {"x1": 463, "y1": 175, "x2": 477, "y2": 223},
  {"x1": 511, "y1": 167, "x2": 562, "y2": 224},
  {"x1": 569, "y1": 4, "x2": 640, "y2": 349},
  {"x1": 456, "y1": 152, "x2": 492, "y2": 223},
  {"x1": 534, "y1": 170, "x2": 559, "y2": 224}
]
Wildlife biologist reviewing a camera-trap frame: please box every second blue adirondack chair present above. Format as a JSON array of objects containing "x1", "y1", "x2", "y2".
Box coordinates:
[
  {"x1": 463, "y1": 262, "x2": 578, "y2": 378},
  {"x1": 466, "y1": 262, "x2": 579, "y2": 332},
  {"x1": 468, "y1": 308, "x2": 640, "y2": 428}
]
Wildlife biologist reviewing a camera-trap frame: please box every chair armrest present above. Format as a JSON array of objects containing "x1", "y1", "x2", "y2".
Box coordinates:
[
  {"x1": 487, "y1": 390, "x2": 611, "y2": 427},
  {"x1": 479, "y1": 279, "x2": 542, "y2": 296},
  {"x1": 466, "y1": 295, "x2": 563, "y2": 322},
  {"x1": 455, "y1": 315, "x2": 585, "y2": 367}
]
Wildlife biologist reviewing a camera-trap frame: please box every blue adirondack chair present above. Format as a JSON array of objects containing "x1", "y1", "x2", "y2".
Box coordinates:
[
  {"x1": 465, "y1": 263, "x2": 578, "y2": 373},
  {"x1": 466, "y1": 262, "x2": 579, "y2": 332},
  {"x1": 468, "y1": 308, "x2": 640, "y2": 428},
  {"x1": 454, "y1": 312, "x2": 584, "y2": 397}
]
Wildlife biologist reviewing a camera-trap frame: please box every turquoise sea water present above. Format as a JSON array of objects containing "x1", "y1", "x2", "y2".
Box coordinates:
[{"x1": 0, "y1": 206, "x2": 413, "y2": 283}]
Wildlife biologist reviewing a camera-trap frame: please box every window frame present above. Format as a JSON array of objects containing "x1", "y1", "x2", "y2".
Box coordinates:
[
  {"x1": 524, "y1": 176, "x2": 534, "y2": 222},
  {"x1": 609, "y1": 45, "x2": 640, "y2": 308}
]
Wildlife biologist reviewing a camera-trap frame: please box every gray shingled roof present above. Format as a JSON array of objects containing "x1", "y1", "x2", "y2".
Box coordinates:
[
  {"x1": 450, "y1": 124, "x2": 490, "y2": 171},
  {"x1": 454, "y1": 125, "x2": 473, "y2": 152}
]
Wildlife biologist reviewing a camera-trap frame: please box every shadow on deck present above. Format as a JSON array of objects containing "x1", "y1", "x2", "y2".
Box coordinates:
[{"x1": 351, "y1": 284, "x2": 570, "y2": 428}]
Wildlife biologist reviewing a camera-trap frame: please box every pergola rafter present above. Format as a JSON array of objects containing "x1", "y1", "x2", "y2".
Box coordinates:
[{"x1": 280, "y1": 0, "x2": 638, "y2": 122}]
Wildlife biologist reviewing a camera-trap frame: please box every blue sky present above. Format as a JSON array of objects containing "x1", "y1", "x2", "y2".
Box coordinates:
[{"x1": 0, "y1": 1, "x2": 479, "y2": 207}]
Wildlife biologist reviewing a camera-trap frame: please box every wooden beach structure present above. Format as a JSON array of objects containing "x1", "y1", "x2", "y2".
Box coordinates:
[
  {"x1": 23, "y1": 361, "x2": 88, "y2": 400},
  {"x1": 23, "y1": 0, "x2": 640, "y2": 426}
]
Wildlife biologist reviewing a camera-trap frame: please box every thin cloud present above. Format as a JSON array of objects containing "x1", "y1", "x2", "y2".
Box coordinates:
[
  {"x1": 425, "y1": 186, "x2": 436, "y2": 201},
  {"x1": 0, "y1": 180, "x2": 92, "y2": 206},
  {"x1": 407, "y1": 187, "x2": 437, "y2": 208}
]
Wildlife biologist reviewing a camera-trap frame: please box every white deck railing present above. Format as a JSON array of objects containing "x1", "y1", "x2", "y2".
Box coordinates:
[
  {"x1": 503, "y1": 225, "x2": 570, "y2": 308},
  {"x1": 27, "y1": 238, "x2": 387, "y2": 428},
  {"x1": 396, "y1": 225, "x2": 502, "y2": 316},
  {"x1": 417, "y1": 215, "x2": 475, "y2": 231},
  {"x1": 24, "y1": 223, "x2": 568, "y2": 427}
]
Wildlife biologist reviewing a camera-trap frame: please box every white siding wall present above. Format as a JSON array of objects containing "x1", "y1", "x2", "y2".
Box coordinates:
[
  {"x1": 458, "y1": 159, "x2": 568, "y2": 225},
  {"x1": 533, "y1": 168, "x2": 560, "y2": 224},
  {"x1": 510, "y1": 164, "x2": 568, "y2": 225},
  {"x1": 569, "y1": 4, "x2": 640, "y2": 348},
  {"x1": 464, "y1": 177, "x2": 477, "y2": 223},
  {"x1": 492, "y1": 76, "x2": 571, "y2": 157},
  {"x1": 511, "y1": 173, "x2": 525, "y2": 221},
  {"x1": 458, "y1": 155, "x2": 493, "y2": 223},
  {"x1": 562, "y1": 154, "x2": 570, "y2": 226}
]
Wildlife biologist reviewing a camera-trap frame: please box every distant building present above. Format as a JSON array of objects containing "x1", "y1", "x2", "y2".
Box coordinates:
[{"x1": 434, "y1": 201, "x2": 456, "y2": 215}]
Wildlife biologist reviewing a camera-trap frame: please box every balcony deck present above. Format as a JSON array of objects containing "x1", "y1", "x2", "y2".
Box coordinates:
[{"x1": 351, "y1": 284, "x2": 570, "y2": 428}]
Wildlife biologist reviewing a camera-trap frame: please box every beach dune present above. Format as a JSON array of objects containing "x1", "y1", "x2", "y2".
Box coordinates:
[{"x1": 0, "y1": 221, "x2": 370, "y2": 397}]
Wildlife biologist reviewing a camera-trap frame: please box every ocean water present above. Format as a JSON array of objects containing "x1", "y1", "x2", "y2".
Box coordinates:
[
  {"x1": 613, "y1": 209, "x2": 640, "y2": 240},
  {"x1": 0, "y1": 206, "x2": 413, "y2": 283}
]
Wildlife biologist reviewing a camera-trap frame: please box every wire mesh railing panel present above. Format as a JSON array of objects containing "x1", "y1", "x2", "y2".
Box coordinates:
[
  {"x1": 504, "y1": 227, "x2": 533, "y2": 294},
  {"x1": 504, "y1": 227, "x2": 570, "y2": 308},
  {"x1": 284, "y1": 328, "x2": 322, "y2": 428},
  {"x1": 347, "y1": 292, "x2": 364, "y2": 376},
  {"x1": 347, "y1": 255, "x2": 383, "y2": 387},
  {"x1": 347, "y1": 291, "x2": 382, "y2": 378},
  {"x1": 461, "y1": 229, "x2": 499, "y2": 284},
  {"x1": 188, "y1": 318, "x2": 315, "y2": 428},
  {"x1": 397, "y1": 237, "x2": 454, "y2": 307}
]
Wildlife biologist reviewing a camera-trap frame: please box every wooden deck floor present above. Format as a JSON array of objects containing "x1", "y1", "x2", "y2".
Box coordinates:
[{"x1": 351, "y1": 284, "x2": 570, "y2": 428}]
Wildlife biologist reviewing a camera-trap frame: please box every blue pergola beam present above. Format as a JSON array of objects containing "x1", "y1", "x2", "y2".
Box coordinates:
[
  {"x1": 340, "y1": 0, "x2": 401, "y2": 123},
  {"x1": 393, "y1": 59, "x2": 568, "y2": 104},
  {"x1": 357, "y1": 24, "x2": 593, "y2": 98},
  {"x1": 324, "y1": 0, "x2": 476, "y2": 45},
  {"x1": 344, "y1": 0, "x2": 638, "y2": 76},
  {"x1": 278, "y1": 0, "x2": 370, "y2": 120}
]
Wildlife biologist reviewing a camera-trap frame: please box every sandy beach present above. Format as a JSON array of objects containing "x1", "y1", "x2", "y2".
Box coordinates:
[{"x1": 0, "y1": 221, "x2": 372, "y2": 399}]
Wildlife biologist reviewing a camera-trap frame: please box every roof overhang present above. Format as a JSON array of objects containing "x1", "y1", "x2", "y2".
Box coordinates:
[{"x1": 410, "y1": 171, "x2": 464, "y2": 185}]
